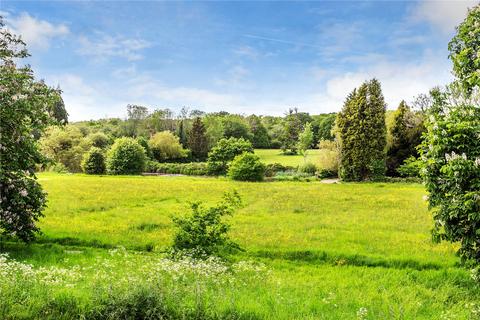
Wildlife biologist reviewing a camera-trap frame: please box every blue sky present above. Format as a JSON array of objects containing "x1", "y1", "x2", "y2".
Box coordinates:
[{"x1": 1, "y1": 1, "x2": 476, "y2": 121}]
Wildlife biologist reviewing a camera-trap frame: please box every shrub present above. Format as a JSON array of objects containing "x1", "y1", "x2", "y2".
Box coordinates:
[
  {"x1": 136, "y1": 136, "x2": 152, "y2": 159},
  {"x1": 264, "y1": 163, "x2": 293, "y2": 177},
  {"x1": 315, "y1": 149, "x2": 339, "y2": 177},
  {"x1": 146, "y1": 161, "x2": 209, "y2": 176},
  {"x1": 171, "y1": 191, "x2": 242, "y2": 257},
  {"x1": 106, "y1": 137, "x2": 146, "y2": 175},
  {"x1": 298, "y1": 162, "x2": 317, "y2": 176},
  {"x1": 228, "y1": 153, "x2": 266, "y2": 182},
  {"x1": 81, "y1": 147, "x2": 106, "y2": 174},
  {"x1": 149, "y1": 131, "x2": 187, "y2": 162},
  {"x1": 207, "y1": 137, "x2": 253, "y2": 175},
  {"x1": 396, "y1": 156, "x2": 422, "y2": 178},
  {"x1": 272, "y1": 171, "x2": 314, "y2": 182}
]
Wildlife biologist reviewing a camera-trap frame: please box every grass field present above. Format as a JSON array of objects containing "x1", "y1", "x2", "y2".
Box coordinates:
[
  {"x1": 254, "y1": 149, "x2": 322, "y2": 166},
  {"x1": 2, "y1": 173, "x2": 480, "y2": 319}
]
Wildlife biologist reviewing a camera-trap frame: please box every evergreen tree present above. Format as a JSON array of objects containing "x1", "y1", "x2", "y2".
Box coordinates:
[
  {"x1": 386, "y1": 101, "x2": 424, "y2": 176},
  {"x1": 281, "y1": 108, "x2": 303, "y2": 154},
  {"x1": 337, "y1": 79, "x2": 387, "y2": 181},
  {"x1": 247, "y1": 115, "x2": 270, "y2": 148},
  {"x1": 176, "y1": 120, "x2": 188, "y2": 147},
  {"x1": 188, "y1": 117, "x2": 209, "y2": 160}
]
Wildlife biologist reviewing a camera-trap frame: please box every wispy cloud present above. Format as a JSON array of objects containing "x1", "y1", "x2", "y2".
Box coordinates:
[
  {"x1": 3, "y1": 12, "x2": 69, "y2": 49},
  {"x1": 410, "y1": 0, "x2": 476, "y2": 35},
  {"x1": 77, "y1": 32, "x2": 151, "y2": 62},
  {"x1": 243, "y1": 34, "x2": 323, "y2": 49}
]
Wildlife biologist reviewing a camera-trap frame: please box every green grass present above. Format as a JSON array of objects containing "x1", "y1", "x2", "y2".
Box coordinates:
[
  {"x1": 1, "y1": 173, "x2": 479, "y2": 319},
  {"x1": 254, "y1": 149, "x2": 322, "y2": 166}
]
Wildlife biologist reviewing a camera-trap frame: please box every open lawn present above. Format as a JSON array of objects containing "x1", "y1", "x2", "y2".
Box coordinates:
[
  {"x1": 2, "y1": 173, "x2": 479, "y2": 319},
  {"x1": 254, "y1": 149, "x2": 322, "y2": 167}
]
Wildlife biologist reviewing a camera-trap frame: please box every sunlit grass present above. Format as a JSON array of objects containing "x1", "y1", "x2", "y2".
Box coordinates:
[
  {"x1": 254, "y1": 149, "x2": 322, "y2": 166},
  {"x1": 1, "y1": 173, "x2": 479, "y2": 319}
]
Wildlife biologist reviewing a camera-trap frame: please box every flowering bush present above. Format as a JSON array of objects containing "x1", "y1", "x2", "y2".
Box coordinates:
[
  {"x1": 0, "y1": 19, "x2": 66, "y2": 241},
  {"x1": 421, "y1": 88, "x2": 480, "y2": 266}
]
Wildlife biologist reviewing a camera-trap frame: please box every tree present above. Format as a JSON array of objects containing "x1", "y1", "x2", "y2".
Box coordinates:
[
  {"x1": 281, "y1": 108, "x2": 303, "y2": 154},
  {"x1": 386, "y1": 101, "x2": 425, "y2": 176},
  {"x1": 0, "y1": 19, "x2": 67, "y2": 241},
  {"x1": 448, "y1": 5, "x2": 480, "y2": 94},
  {"x1": 148, "y1": 131, "x2": 187, "y2": 162},
  {"x1": 40, "y1": 126, "x2": 90, "y2": 172},
  {"x1": 126, "y1": 104, "x2": 149, "y2": 137},
  {"x1": 221, "y1": 115, "x2": 252, "y2": 141},
  {"x1": 297, "y1": 122, "x2": 314, "y2": 163},
  {"x1": 207, "y1": 137, "x2": 253, "y2": 175},
  {"x1": 422, "y1": 6, "x2": 480, "y2": 270},
  {"x1": 188, "y1": 117, "x2": 209, "y2": 160},
  {"x1": 336, "y1": 79, "x2": 387, "y2": 181},
  {"x1": 247, "y1": 115, "x2": 270, "y2": 148},
  {"x1": 316, "y1": 113, "x2": 336, "y2": 141}
]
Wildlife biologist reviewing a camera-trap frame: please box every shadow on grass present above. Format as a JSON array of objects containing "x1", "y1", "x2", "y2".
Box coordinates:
[{"x1": 251, "y1": 250, "x2": 450, "y2": 271}]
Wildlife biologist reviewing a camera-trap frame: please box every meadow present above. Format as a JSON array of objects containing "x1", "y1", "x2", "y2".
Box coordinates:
[
  {"x1": 2, "y1": 173, "x2": 479, "y2": 319},
  {"x1": 254, "y1": 149, "x2": 322, "y2": 166}
]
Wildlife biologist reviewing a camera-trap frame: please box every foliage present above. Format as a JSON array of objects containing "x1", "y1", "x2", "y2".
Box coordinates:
[
  {"x1": 40, "y1": 126, "x2": 90, "y2": 172},
  {"x1": 136, "y1": 136, "x2": 152, "y2": 159},
  {"x1": 125, "y1": 104, "x2": 149, "y2": 137},
  {"x1": 207, "y1": 137, "x2": 253, "y2": 175},
  {"x1": 420, "y1": 87, "x2": 480, "y2": 265},
  {"x1": 316, "y1": 113, "x2": 336, "y2": 141},
  {"x1": 146, "y1": 161, "x2": 209, "y2": 176},
  {"x1": 248, "y1": 115, "x2": 270, "y2": 148},
  {"x1": 106, "y1": 137, "x2": 146, "y2": 175},
  {"x1": 221, "y1": 115, "x2": 253, "y2": 141},
  {"x1": 280, "y1": 108, "x2": 303, "y2": 154},
  {"x1": 148, "y1": 131, "x2": 188, "y2": 162},
  {"x1": 336, "y1": 79, "x2": 387, "y2": 181},
  {"x1": 397, "y1": 156, "x2": 422, "y2": 178},
  {"x1": 448, "y1": 4, "x2": 480, "y2": 94},
  {"x1": 386, "y1": 101, "x2": 425, "y2": 176},
  {"x1": 297, "y1": 122, "x2": 314, "y2": 161},
  {"x1": 81, "y1": 147, "x2": 106, "y2": 174},
  {"x1": 171, "y1": 191, "x2": 242, "y2": 257},
  {"x1": 0, "y1": 19, "x2": 67, "y2": 241},
  {"x1": 87, "y1": 132, "x2": 111, "y2": 149},
  {"x1": 264, "y1": 163, "x2": 294, "y2": 177},
  {"x1": 298, "y1": 162, "x2": 317, "y2": 176},
  {"x1": 228, "y1": 153, "x2": 266, "y2": 181},
  {"x1": 188, "y1": 117, "x2": 209, "y2": 160}
]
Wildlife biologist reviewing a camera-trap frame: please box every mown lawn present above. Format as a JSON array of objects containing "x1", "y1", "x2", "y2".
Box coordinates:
[
  {"x1": 254, "y1": 149, "x2": 322, "y2": 166},
  {"x1": 2, "y1": 173, "x2": 479, "y2": 319}
]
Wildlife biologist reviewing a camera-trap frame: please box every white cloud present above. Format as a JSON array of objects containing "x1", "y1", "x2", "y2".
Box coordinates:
[
  {"x1": 305, "y1": 51, "x2": 453, "y2": 113},
  {"x1": 77, "y1": 32, "x2": 151, "y2": 62},
  {"x1": 411, "y1": 0, "x2": 476, "y2": 35},
  {"x1": 5, "y1": 12, "x2": 69, "y2": 49}
]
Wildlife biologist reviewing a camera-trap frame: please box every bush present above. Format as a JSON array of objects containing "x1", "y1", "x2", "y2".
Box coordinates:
[
  {"x1": 149, "y1": 131, "x2": 187, "y2": 162},
  {"x1": 396, "y1": 156, "x2": 422, "y2": 177},
  {"x1": 171, "y1": 191, "x2": 242, "y2": 257},
  {"x1": 136, "y1": 136, "x2": 152, "y2": 159},
  {"x1": 228, "y1": 153, "x2": 266, "y2": 182},
  {"x1": 146, "y1": 161, "x2": 209, "y2": 176},
  {"x1": 298, "y1": 162, "x2": 317, "y2": 176},
  {"x1": 272, "y1": 171, "x2": 314, "y2": 182},
  {"x1": 81, "y1": 147, "x2": 106, "y2": 174},
  {"x1": 106, "y1": 137, "x2": 146, "y2": 175},
  {"x1": 315, "y1": 149, "x2": 339, "y2": 177},
  {"x1": 264, "y1": 163, "x2": 294, "y2": 177},
  {"x1": 207, "y1": 137, "x2": 253, "y2": 175}
]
